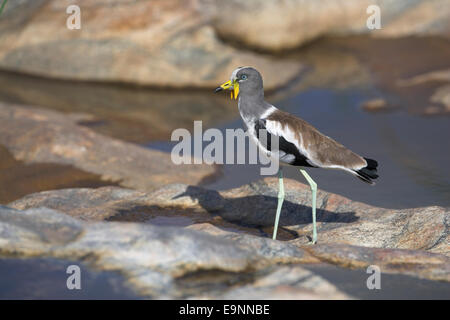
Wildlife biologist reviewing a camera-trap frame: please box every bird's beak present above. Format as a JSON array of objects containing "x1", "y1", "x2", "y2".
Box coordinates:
[{"x1": 214, "y1": 80, "x2": 239, "y2": 100}]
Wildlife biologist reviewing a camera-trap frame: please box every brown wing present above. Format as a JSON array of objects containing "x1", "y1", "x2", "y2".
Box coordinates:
[{"x1": 266, "y1": 110, "x2": 367, "y2": 170}]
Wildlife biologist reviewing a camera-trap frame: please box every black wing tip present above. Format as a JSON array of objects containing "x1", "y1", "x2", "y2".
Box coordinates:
[
  {"x1": 355, "y1": 173, "x2": 376, "y2": 185},
  {"x1": 363, "y1": 157, "x2": 378, "y2": 170},
  {"x1": 355, "y1": 157, "x2": 379, "y2": 185}
]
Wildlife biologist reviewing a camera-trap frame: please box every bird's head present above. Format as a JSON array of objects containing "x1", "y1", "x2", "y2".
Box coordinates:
[{"x1": 215, "y1": 67, "x2": 263, "y2": 99}]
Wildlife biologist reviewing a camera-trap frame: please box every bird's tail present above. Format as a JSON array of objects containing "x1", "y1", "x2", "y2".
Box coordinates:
[{"x1": 354, "y1": 158, "x2": 379, "y2": 185}]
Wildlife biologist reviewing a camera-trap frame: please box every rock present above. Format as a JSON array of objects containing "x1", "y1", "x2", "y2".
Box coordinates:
[
  {"x1": 397, "y1": 69, "x2": 450, "y2": 115},
  {"x1": 303, "y1": 243, "x2": 450, "y2": 282},
  {"x1": 397, "y1": 69, "x2": 450, "y2": 86},
  {"x1": 7, "y1": 180, "x2": 449, "y2": 284},
  {"x1": 9, "y1": 178, "x2": 449, "y2": 256},
  {"x1": 209, "y1": 265, "x2": 352, "y2": 300},
  {"x1": 0, "y1": 204, "x2": 333, "y2": 298},
  {"x1": 0, "y1": 0, "x2": 303, "y2": 89},
  {"x1": 0, "y1": 144, "x2": 119, "y2": 204},
  {"x1": 137, "y1": 178, "x2": 448, "y2": 255},
  {"x1": 360, "y1": 98, "x2": 397, "y2": 113},
  {"x1": 0, "y1": 205, "x2": 84, "y2": 256},
  {"x1": 204, "y1": 0, "x2": 450, "y2": 52},
  {"x1": 429, "y1": 84, "x2": 450, "y2": 112},
  {"x1": 0, "y1": 103, "x2": 219, "y2": 193},
  {"x1": 7, "y1": 185, "x2": 317, "y2": 263}
]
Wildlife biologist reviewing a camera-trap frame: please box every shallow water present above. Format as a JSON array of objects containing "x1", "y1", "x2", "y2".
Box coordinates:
[
  {"x1": 0, "y1": 258, "x2": 139, "y2": 299},
  {"x1": 302, "y1": 264, "x2": 450, "y2": 300}
]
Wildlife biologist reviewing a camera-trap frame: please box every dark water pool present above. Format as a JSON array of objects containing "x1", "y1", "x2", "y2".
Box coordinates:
[{"x1": 0, "y1": 258, "x2": 139, "y2": 299}]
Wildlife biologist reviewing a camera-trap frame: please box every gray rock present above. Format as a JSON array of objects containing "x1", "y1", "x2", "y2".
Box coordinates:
[
  {"x1": 7, "y1": 180, "x2": 449, "y2": 286},
  {"x1": 214, "y1": 265, "x2": 352, "y2": 300},
  {"x1": 0, "y1": 103, "x2": 219, "y2": 193},
  {"x1": 303, "y1": 243, "x2": 450, "y2": 282},
  {"x1": 0, "y1": 0, "x2": 303, "y2": 89},
  {"x1": 0, "y1": 204, "x2": 320, "y2": 298},
  {"x1": 138, "y1": 178, "x2": 450, "y2": 255},
  {"x1": 204, "y1": 0, "x2": 450, "y2": 52}
]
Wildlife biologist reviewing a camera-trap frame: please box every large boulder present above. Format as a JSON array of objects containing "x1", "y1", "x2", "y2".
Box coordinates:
[
  {"x1": 0, "y1": 103, "x2": 219, "y2": 193},
  {"x1": 0, "y1": 204, "x2": 349, "y2": 298},
  {"x1": 204, "y1": 0, "x2": 450, "y2": 52},
  {"x1": 0, "y1": 0, "x2": 302, "y2": 89},
  {"x1": 8, "y1": 179, "x2": 450, "y2": 284},
  {"x1": 9, "y1": 179, "x2": 449, "y2": 257}
]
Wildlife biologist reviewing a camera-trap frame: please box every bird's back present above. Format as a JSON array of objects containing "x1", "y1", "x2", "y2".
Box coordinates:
[{"x1": 265, "y1": 109, "x2": 367, "y2": 170}]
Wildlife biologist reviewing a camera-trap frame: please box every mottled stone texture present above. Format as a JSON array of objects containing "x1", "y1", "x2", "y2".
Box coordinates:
[
  {"x1": 0, "y1": 0, "x2": 302, "y2": 89},
  {"x1": 205, "y1": 0, "x2": 450, "y2": 52},
  {"x1": 6, "y1": 179, "x2": 449, "y2": 294},
  {"x1": 0, "y1": 103, "x2": 219, "y2": 192}
]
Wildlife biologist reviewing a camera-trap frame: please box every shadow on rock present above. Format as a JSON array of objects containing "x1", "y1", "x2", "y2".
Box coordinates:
[{"x1": 173, "y1": 186, "x2": 359, "y2": 228}]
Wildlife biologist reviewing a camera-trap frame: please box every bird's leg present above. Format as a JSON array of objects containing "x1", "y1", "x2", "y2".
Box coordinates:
[
  {"x1": 299, "y1": 169, "x2": 317, "y2": 244},
  {"x1": 272, "y1": 168, "x2": 285, "y2": 240}
]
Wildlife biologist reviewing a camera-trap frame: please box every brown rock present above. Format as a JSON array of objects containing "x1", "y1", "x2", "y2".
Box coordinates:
[
  {"x1": 0, "y1": 204, "x2": 329, "y2": 298},
  {"x1": 10, "y1": 177, "x2": 449, "y2": 257},
  {"x1": 9, "y1": 179, "x2": 450, "y2": 280},
  {"x1": 0, "y1": 103, "x2": 219, "y2": 192},
  {"x1": 361, "y1": 98, "x2": 397, "y2": 113},
  {"x1": 303, "y1": 243, "x2": 450, "y2": 282},
  {"x1": 397, "y1": 69, "x2": 450, "y2": 115},
  {"x1": 204, "y1": 0, "x2": 450, "y2": 52},
  {"x1": 211, "y1": 265, "x2": 352, "y2": 300},
  {"x1": 0, "y1": 0, "x2": 302, "y2": 89}
]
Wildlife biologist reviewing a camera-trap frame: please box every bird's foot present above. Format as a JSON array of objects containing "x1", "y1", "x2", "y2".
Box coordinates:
[{"x1": 306, "y1": 235, "x2": 317, "y2": 245}]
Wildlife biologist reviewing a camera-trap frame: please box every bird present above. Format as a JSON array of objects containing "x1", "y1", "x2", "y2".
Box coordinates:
[{"x1": 215, "y1": 67, "x2": 378, "y2": 244}]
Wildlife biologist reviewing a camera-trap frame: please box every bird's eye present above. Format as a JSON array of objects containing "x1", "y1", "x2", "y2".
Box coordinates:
[{"x1": 241, "y1": 74, "x2": 248, "y2": 80}]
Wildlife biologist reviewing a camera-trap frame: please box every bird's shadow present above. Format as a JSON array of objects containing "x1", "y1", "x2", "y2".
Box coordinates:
[{"x1": 173, "y1": 186, "x2": 359, "y2": 229}]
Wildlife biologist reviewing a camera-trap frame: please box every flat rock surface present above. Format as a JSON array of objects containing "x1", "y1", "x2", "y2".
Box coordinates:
[
  {"x1": 0, "y1": 103, "x2": 219, "y2": 193},
  {"x1": 1, "y1": 204, "x2": 350, "y2": 299},
  {"x1": 7, "y1": 178, "x2": 450, "y2": 287}
]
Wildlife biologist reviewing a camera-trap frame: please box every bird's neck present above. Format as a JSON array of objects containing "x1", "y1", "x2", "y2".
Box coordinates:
[{"x1": 238, "y1": 92, "x2": 271, "y2": 123}]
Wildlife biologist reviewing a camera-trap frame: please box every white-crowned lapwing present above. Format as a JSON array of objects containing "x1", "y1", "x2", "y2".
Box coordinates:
[{"x1": 215, "y1": 67, "x2": 378, "y2": 243}]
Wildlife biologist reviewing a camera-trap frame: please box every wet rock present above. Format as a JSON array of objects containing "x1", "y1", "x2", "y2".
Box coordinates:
[
  {"x1": 397, "y1": 69, "x2": 450, "y2": 86},
  {"x1": 0, "y1": 0, "x2": 302, "y2": 89},
  {"x1": 360, "y1": 98, "x2": 397, "y2": 113},
  {"x1": 0, "y1": 204, "x2": 330, "y2": 298},
  {"x1": 8, "y1": 186, "x2": 316, "y2": 263},
  {"x1": 303, "y1": 244, "x2": 450, "y2": 282},
  {"x1": 141, "y1": 178, "x2": 448, "y2": 255},
  {"x1": 204, "y1": 0, "x2": 450, "y2": 52},
  {"x1": 10, "y1": 178, "x2": 449, "y2": 257},
  {"x1": 0, "y1": 103, "x2": 219, "y2": 192},
  {"x1": 0, "y1": 144, "x2": 119, "y2": 204},
  {"x1": 207, "y1": 265, "x2": 352, "y2": 300},
  {"x1": 397, "y1": 69, "x2": 450, "y2": 115},
  {"x1": 0, "y1": 205, "x2": 83, "y2": 256},
  {"x1": 7, "y1": 179, "x2": 449, "y2": 285},
  {"x1": 429, "y1": 84, "x2": 450, "y2": 113},
  {"x1": 0, "y1": 257, "x2": 140, "y2": 299}
]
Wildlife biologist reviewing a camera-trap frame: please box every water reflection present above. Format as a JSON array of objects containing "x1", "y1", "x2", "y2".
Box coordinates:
[{"x1": 0, "y1": 70, "x2": 238, "y2": 143}]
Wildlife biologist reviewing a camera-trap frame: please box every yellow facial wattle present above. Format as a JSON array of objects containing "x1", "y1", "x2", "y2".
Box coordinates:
[
  {"x1": 218, "y1": 80, "x2": 239, "y2": 100},
  {"x1": 232, "y1": 82, "x2": 239, "y2": 100}
]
